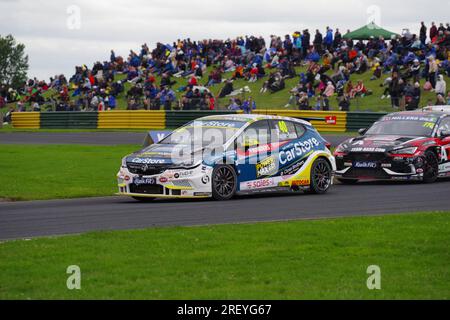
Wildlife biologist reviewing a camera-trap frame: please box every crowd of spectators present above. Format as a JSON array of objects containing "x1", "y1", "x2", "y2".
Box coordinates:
[{"x1": 1, "y1": 21, "x2": 450, "y2": 120}]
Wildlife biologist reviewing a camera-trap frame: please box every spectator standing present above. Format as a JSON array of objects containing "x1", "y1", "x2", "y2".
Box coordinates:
[
  {"x1": 428, "y1": 56, "x2": 439, "y2": 89},
  {"x1": 420, "y1": 22, "x2": 427, "y2": 45},
  {"x1": 302, "y1": 29, "x2": 311, "y2": 58},
  {"x1": 430, "y1": 22, "x2": 438, "y2": 41},
  {"x1": 242, "y1": 97, "x2": 256, "y2": 114},
  {"x1": 435, "y1": 75, "x2": 447, "y2": 96},
  {"x1": 160, "y1": 86, "x2": 176, "y2": 110},
  {"x1": 313, "y1": 30, "x2": 323, "y2": 54}
]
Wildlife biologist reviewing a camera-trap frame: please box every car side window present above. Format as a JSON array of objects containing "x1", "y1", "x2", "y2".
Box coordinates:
[
  {"x1": 272, "y1": 120, "x2": 298, "y2": 141},
  {"x1": 294, "y1": 123, "x2": 306, "y2": 138},
  {"x1": 237, "y1": 120, "x2": 271, "y2": 149},
  {"x1": 437, "y1": 117, "x2": 450, "y2": 136}
]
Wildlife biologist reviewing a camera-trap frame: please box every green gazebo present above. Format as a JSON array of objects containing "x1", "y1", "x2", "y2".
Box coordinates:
[{"x1": 343, "y1": 22, "x2": 399, "y2": 40}]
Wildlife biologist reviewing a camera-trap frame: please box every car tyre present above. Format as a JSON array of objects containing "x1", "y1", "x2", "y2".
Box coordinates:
[
  {"x1": 422, "y1": 150, "x2": 439, "y2": 183},
  {"x1": 212, "y1": 165, "x2": 237, "y2": 201},
  {"x1": 307, "y1": 158, "x2": 332, "y2": 194}
]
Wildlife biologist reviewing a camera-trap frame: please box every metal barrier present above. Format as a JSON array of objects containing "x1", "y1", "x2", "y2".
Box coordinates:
[
  {"x1": 11, "y1": 112, "x2": 40, "y2": 129},
  {"x1": 97, "y1": 110, "x2": 166, "y2": 129},
  {"x1": 10, "y1": 110, "x2": 388, "y2": 132},
  {"x1": 346, "y1": 112, "x2": 386, "y2": 131},
  {"x1": 40, "y1": 112, "x2": 98, "y2": 129}
]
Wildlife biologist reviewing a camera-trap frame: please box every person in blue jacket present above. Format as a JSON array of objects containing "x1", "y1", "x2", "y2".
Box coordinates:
[
  {"x1": 324, "y1": 27, "x2": 334, "y2": 50},
  {"x1": 241, "y1": 97, "x2": 256, "y2": 114}
]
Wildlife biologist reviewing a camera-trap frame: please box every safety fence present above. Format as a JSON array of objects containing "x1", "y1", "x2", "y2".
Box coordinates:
[{"x1": 11, "y1": 110, "x2": 388, "y2": 132}]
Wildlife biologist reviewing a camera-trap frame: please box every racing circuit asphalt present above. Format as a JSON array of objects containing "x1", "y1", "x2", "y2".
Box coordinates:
[
  {"x1": 1, "y1": 181, "x2": 449, "y2": 240},
  {"x1": 1, "y1": 131, "x2": 449, "y2": 241}
]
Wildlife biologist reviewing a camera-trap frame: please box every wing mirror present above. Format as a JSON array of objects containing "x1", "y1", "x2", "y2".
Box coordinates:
[
  {"x1": 440, "y1": 130, "x2": 450, "y2": 139},
  {"x1": 358, "y1": 128, "x2": 368, "y2": 136}
]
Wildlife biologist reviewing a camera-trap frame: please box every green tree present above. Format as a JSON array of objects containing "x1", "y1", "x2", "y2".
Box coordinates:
[{"x1": 0, "y1": 34, "x2": 29, "y2": 89}]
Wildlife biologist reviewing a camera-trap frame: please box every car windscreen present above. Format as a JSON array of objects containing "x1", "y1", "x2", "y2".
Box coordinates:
[
  {"x1": 158, "y1": 120, "x2": 246, "y2": 147},
  {"x1": 366, "y1": 116, "x2": 437, "y2": 137}
]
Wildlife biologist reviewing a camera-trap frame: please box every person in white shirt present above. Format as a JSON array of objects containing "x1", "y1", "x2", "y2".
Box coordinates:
[{"x1": 435, "y1": 75, "x2": 447, "y2": 96}]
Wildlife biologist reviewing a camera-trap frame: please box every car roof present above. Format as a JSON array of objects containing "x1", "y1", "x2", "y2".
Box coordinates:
[
  {"x1": 420, "y1": 105, "x2": 450, "y2": 114},
  {"x1": 198, "y1": 114, "x2": 313, "y2": 126},
  {"x1": 385, "y1": 110, "x2": 448, "y2": 119}
]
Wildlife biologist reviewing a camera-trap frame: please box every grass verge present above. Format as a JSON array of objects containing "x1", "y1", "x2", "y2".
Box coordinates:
[
  {"x1": 0, "y1": 212, "x2": 448, "y2": 299},
  {"x1": 0, "y1": 144, "x2": 139, "y2": 201}
]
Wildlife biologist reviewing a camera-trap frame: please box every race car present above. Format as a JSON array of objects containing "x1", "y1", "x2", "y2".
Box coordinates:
[
  {"x1": 334, "y1": 111, "x2": 450, "y2": 183},
  {"x1": 117, "y1": 114, "x2": 336, "y2": 201}
]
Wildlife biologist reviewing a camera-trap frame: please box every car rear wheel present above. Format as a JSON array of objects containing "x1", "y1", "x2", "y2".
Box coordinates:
[
  {"x1": 337, "y1": 178, "x2": 359, "y2": 185},
  {"x1": 212, "y1": 165, "x2": 237, "y2": 201},
  {"x1": 132, "y1": 196, "x2": 155, "y2": 202},
  {"x1": 422, "y1": 151, "x2": 439, "y2": 183},
  {"x1": 308, "y1": 158, "x2": 332, "y2": 194}
]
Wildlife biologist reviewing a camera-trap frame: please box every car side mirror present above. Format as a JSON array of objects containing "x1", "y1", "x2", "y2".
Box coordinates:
[
  {"x1": 440, "y1": 130, "x2": 450, "y2": 139},
  {"x1": 358, "y1": 128, "x2": 368, "y2": 136}
]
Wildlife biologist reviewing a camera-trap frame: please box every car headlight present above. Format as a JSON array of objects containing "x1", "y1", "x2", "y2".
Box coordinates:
[
  {"x1": 390, "y1": 147, "x2": 418, "y2": 155},
  {"x1": 335, "y1": 144, "x2": 347, "y2": 154},
  {"x1": 171, "y1": 160, "x2": 202, "y2": 169}
]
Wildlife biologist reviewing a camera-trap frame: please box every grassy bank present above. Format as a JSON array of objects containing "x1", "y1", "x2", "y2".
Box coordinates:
[{"x1": 0, "y1": 212, "x2": 448, "y2": 299}]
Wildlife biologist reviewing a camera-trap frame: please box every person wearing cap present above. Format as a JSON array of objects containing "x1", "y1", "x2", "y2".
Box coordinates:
[{"x1": 410, "y1": 59, "x2": 421, "y2": 82}]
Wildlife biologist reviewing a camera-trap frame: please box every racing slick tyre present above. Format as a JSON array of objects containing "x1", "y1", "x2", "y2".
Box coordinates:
[
  {"x1": 422, "y1": 150, "x2": 439, "y2": 184},
  {"x1": 337, "y1": 178, "x2": 359, "y2": 185},
  {"x1": 212, "y1": 165, "x2": 237, "y2": 201},
  {"x1": 306, "y1": 158, "x2": 332, "y2": 194},
  {"x1": 132, "y1": 196, "x2": 155, "y2": 202}
]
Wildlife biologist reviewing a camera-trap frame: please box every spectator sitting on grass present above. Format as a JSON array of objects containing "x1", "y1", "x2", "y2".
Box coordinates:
[
  {"x1": 228, "y1": 98, "x2": 242, "y2": 110},
  {"x1": 350, "y1": 80, "x2": 368, "y2": 98},
  {"x1": 436, "y1": 94, "x2": 446, "y2": 105},
  {"x1": 298, "y1": 92, "x2": 310, "y2": 110}
]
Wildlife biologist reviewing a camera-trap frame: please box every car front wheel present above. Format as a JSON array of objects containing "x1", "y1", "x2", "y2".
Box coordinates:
[
  {"x1": 212, "y1": 165, "x2": 237, "y2": 201},
  {"x1": 422, "y1": 151, "x2": 439, "y2": 183}
]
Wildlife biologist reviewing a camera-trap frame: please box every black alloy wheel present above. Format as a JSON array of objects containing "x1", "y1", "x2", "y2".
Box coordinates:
[
  {"x1": 212, "y1": 165, "x2": 237, "y2": 201},
  {"x1": 422, "y1": 151, "x2": 439, "y2": 183}
]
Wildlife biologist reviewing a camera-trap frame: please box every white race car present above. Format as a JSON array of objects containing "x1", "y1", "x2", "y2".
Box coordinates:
[{"x1": 117, "y1": 114, "x2": 336, "y2": 201}]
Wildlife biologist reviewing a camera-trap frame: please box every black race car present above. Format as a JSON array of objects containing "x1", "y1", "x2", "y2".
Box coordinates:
[{"x1": 334, "y1": 111, "x2": 450, "y2": 183}]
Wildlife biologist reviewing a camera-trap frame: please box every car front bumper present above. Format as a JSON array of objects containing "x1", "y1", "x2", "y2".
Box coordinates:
[
  {"x1": 117, "y1": 164, "x2": 213, "y2": 198},
  {"x1": 335, "y1": 152, "x2": 424, "y2": 181}
]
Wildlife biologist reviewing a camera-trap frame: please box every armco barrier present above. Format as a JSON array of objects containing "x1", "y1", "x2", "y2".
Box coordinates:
[
  {"x1": 98, "y1": 110, "x2": 166, "y2": 129},
  {"x1": 346, "y1": 112, "x2": 387, "y2": 131},
  {"x1": 165, "y1": 110, "x2": 238, "y2": 128},
  {"x1": 253, "y1": 110, "x2": 347, "y2": 133},
  {"x1": 11, "y1": 112, "x2": 40, "y2": 129},
  {"x1": 11, "y1": 110, "x2": 387, "y2": 132},
  {"x1": 40, "y1": 112, "x2": 98, "y2": 129}
]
